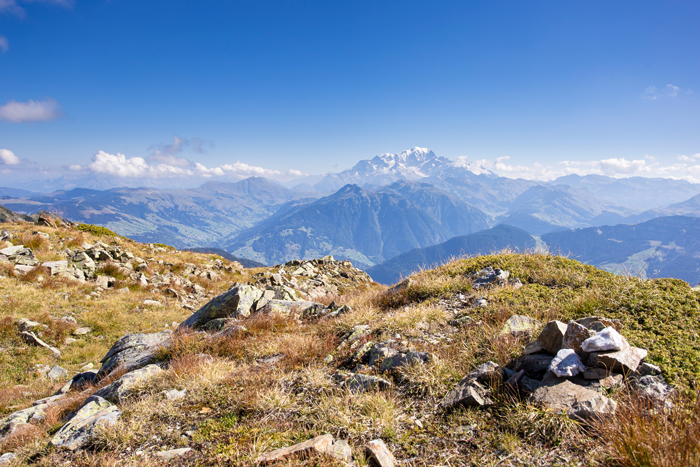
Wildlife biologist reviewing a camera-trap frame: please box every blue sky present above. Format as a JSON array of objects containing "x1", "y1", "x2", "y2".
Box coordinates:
[{"x1": 0, "y1": 0, "x2": 698, "y2": 184}]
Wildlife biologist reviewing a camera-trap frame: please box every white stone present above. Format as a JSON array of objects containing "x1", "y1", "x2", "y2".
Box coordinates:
[
  {"x1": 548, "y1": 348, "x2": 585, "y2": 377},
  {"x1": 581, "y1": 326, "x2": 625, "y2": 353}
]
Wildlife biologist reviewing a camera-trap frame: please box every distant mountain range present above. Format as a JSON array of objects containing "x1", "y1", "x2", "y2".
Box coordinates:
[
  {"x1": 0, "y1": 178, "x2": 317, "y2": 248},
  {"x1": 1, "y1": 147, "x2": 700, "y2": 278},
  {"x1": 223, "y1": 181, "x2": 492, "y2": 269},
  {"x1": 542, "y1": 215, "x2": 700, "y2": 285}
]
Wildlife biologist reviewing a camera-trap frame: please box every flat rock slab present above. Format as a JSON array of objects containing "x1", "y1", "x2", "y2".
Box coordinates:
[
  {"x1": 51, "y1": 396, "x2": 121, "y2": 451},
  {"x1": 589, "y1": 346, "x2": 647, "y2": 374},
  {"x1": 529, "y1": 379, "x2": 617, "y2": 421},
  {"x1": 98, "y1": 331, "x2": 171, "y2": 377},
  {"x1": 343, "y1": 373, "x2": 392, "y2": 392},
  {"x1": 179, "y1": 284, "x2": 263, "y2": 330},
  {"x1": 365, "y1": 439, "x2": 396, "y2": 467},
  {"x1": 379, "y1": 351, "x2": 431, "y2": 372},
  {"x1": 0, "y1": 403, "x2": 49, "y2": 437},
  {"x1": 260, "y1": 299, "x2": 327, "y2": 317},
  {"x1": 257, "y1": 434, "x2": 334, "y2": 464},
  {"x1": 154, "y1": 447, "x2": 192, "y2": 460},
  {"x1": 94, "y1": 364, "x2": 163, "y2": 403}
]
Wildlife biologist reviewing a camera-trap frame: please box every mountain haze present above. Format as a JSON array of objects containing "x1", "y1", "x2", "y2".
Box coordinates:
[
  {"x1": 224, "y1": 183, "x2": 492, "y2": 268},
  {"x1": 366, "y1": 224, "x2": 536, "y2": 284}
]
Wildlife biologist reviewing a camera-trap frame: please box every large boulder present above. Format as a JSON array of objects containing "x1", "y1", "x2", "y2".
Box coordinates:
[
  {"x1": 50, "y1": 396, "x2": 121, "y2": 451},
  {"x1": 98, "y1": 331, "x2": 171, "y2": 378},
  {"x1": 529, "y1": 379, "x2": 617, "y2": 421},
  {"x1": 93, "y1": 364, "x2": 163, "y2": 403},
  {"x1": 178, "y1": 284, "x2": 263, "y2": 330}
]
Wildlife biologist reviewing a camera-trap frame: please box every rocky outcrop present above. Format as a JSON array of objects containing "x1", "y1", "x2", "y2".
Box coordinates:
[
  {"x1": 98, "y1": 331, "x2": 171, "y2": 377},
  {"x1": 50, "y1": 396, "x2": 121, "y2": 451},
  {"x1": 93, "y1": 364, "x2": 163, "y2": 403},
  {"x1": 252, "y1": 256, "x2": 373, "y2": 300}
]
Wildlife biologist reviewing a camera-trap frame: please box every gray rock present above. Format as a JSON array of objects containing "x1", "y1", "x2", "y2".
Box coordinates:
[
  {"x1": 589, "y1": 346, "x2": 648, "y2": 374},
  {"x1": 581, "y1": 327, "x2": 625, "y2": 353},
  {"x1": 257, "y1": 434, "x2": 334, "y2": 464},
  {"x1": 95, "y1": 275, "x2": 115, "y2": 288},
  {"x1": 0, "y1": 453, "x2": 16, "y2": 465},
  {"x1": 636, "y1": 362, "x2": 662, "y2": 377},
  {"x1": 16, "y1": 318, "x2": 40, "y2": 332},
  {"x1": 342, "y1": 373, "x2": 392, "y2": 392},
  {"x1": 470, "y1": 297, "x2": 488, "y2": 308},
  {"x1": 94, "y1": 364, "x2": 163, "y2": 403},
  {"x1": 42, "y1": 260, "x2": 69, "y2": 276},
  {"x1": 439, "y1": 361, "x2": 500, "y2": 409},
  {"x1": 0, "y1": 403, "x2": 49, "y2": 437},
  {"x1": 164, "y1": 389, "x2": 187, "y2": 401},
  {"x1": 523, "y1": 339, "x2": 545, "y2": 355},
  {"x1": 548, "y1": 349, "x2": 585, "y2": 378},
  {"x1": 583, "y1": 367, "x2": 609, "y2": 380},
  {"x1": 20, "y1": 331, "x2": 61, "y2": 359},
  {"x1": 379, "y1": 351, "x2": 431, "y2": 372},
  {"x1": 535, "y1": 321, "x2": 568, "y2": 354},
  {"x1": 46, "y1": 365, "x2": 68, "y2": 381},
  {"x1": 500, "y1": 315, "x2": 539, "y2": 338},
  {"x1": 178, "y1": 284, "x2": 263, "y2": 330},
  {"x1": 529, "y1": 379, "x2": 617, "y2": 421},
  {"x1": 73, "y1": 327, "x2": 92, "y2": 336},
  {"x1": 0, "y1": 245, "x2": 24, "y2": 257},
  {"x1": 70, "y1": 252, "x2": 96, "y2": 277},
  {"x1": 365, "y1": 439, "x2": 396, "y2": 467},
  {"x1": 68, "y1": 370, "x2": 100, "y2": 392},
  {"x1": 50, "y1": 396, "x2": 121, "y2": 450},
  {"x1": 576, "y1": 316, "x2": 622, "y2": 332},
  {"x1": 630, "y1": 375, "x2": 674, "y2": 406},
  {"x1": 154, "y1": 447, "x2": 192, "y2": 460},
  {"x1": 98, "y1": 331, "x2": 171, "y2": 377},
  {"x1": 471, "y1": 267, "x2": 510, "y2": 289},
  {"x1": 562, "y1": 320, "x2": 594, "y2": 357},
  {"x1": 260, "y1": 299, "x2": 327, "y2": 317},
  {"x1": 504, "y1": 370, "x2": 541, "y2": 394},
  {"x1": 368, "y1": 344, "x2": 398, "y2": 367},
  {"x1": 513, "y1": 354, "x2": 554, "y2": 379},
  {"x1": 329, "y1": 439, "x2": 352, "y2": 463}
]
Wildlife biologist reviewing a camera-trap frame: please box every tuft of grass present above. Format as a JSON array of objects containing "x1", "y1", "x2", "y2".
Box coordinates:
[
  {"x1": 595, "y1": 394, "x2": 700, "y2": 467},
  {"x1": 75, "y1": 223, "x2": 119, "y2": 237}
]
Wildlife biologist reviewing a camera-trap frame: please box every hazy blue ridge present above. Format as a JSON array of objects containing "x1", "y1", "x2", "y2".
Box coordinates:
[{"x1": 365, "y1": 224, "x2": 536, "y2": 285}]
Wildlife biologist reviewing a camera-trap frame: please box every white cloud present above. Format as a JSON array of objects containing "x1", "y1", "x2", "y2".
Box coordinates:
[
  {"x1": 642, "y1": 84, "x2": 684, "y2": 100},
  {"x1": 464, "y1": 153, "x2": 700, "y2": 184},
  {"x1": 0, "y1": 98, "x2": 61, "y2": 123},
  {"x1": 0, "y1": 37, "x2": 8, "y2": 53},
  {"x1": 0, "y1": 149, "x2": 20, "y2": 165},
  {"x1": 148, "y1": 135, "x2": 215, "y2": 166},
  {"x1": 0, "y1": 0, "x2": 24, "y2": 16},
  {"x1": 74, "y1": 150, "x2": 307, "y2": 181},
  {"x1": 598, "y1": 158, "x2": 649, "y2": 175}
]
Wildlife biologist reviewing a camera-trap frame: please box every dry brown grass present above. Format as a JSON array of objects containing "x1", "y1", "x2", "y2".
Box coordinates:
[{"x1": 595, "y1": 393, "x2": 700, "y2": 467}]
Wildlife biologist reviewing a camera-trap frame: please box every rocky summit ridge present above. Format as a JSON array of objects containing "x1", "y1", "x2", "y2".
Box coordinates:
[{"x1": 0, "y1": 220, "x2": 698, "y2": 466}]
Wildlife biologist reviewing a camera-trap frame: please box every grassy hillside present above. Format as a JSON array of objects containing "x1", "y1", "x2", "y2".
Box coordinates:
[
  {"x1": 0, "y1": 221, "x2": 698, "y2": 466},
  {"x1": 366, "y1": 224, "x2": 536, "y2": 285}
]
